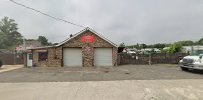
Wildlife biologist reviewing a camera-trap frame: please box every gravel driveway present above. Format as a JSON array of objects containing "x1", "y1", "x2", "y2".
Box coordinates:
[{"x1": 0, "y1": 64, "x2": 202, "y2": 82}]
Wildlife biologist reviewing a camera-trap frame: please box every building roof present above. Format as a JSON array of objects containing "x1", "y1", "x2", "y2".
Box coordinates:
[
  {"x1": 56, "y1": 27, "x2": 118, "y2": 47},
  {"x1": 182, "y1": 45, "x2": 203, "y2": 51},
  {"x1": 27, "y1": 46, "x2": 54, "y2": 50},
  {"x1": 29, "y1": 27, "x2": 117, "y2": 50}
]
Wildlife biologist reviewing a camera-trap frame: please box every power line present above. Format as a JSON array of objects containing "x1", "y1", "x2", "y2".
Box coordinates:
[{"x1": 9, "y1": 0, "x2": 86, "y2": 28}]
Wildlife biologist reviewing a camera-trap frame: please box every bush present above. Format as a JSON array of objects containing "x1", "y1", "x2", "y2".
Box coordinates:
[
  {"x1": 168, "y1": 44, "x2": 182, "y2": 53},
  {"x1": 0, "y1": 60, "x2": 2, "y2": 68}
]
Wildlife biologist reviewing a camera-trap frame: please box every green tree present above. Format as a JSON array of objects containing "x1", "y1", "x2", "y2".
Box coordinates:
[
  {"x1": 197, "y1": 38, "x2": 203, "y2": 45},
  {"x1": 38, "y1": 36, "x2": 48, "y2": 45},
  {"x1": 126, "y1": 43, "x2": 140, "y2": 49},
  {"x1": 153, "y1": 43, "x2": 166, "y2": 49},
  {"x1": 141, "y1": 44, "x2": 147, "y2": 49},
  {"x1": 175, "y1": 40, "x2": 194, "y2": 46},
  {"x1": 119, "y1": 43, "x2": 125, "y2": 47},
  {"x1": 0, "y1": 17, "x2": 23, "y2": 50},
  {"x1": 168, "y1": 44, "x2": 182, "y2": 53},
  {"x1": 161, "y1": 49, "x2": 169, "y2": 53},
  {"x1": 37, "y1": 36, "x2": 52, "y2": 46}
]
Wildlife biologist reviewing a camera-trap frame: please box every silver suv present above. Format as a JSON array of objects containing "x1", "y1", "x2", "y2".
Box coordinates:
[{"x1": 179, "y1": 50, "x2": 203, "y2": 71}]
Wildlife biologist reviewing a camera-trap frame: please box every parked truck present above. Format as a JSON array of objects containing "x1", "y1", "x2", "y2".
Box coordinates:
[{"x1": 179, "y1": 50, "x2": 203, "y2": 71}]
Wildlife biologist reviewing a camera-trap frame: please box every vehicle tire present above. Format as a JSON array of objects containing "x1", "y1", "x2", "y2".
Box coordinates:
[{"x1": 181, "y1": 67, "x2": 188, "y2": 71}]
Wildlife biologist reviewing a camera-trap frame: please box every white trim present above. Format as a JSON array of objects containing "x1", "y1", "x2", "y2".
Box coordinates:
[{"x1": 27, "y1": 46, "x2": 54, "y2": 50}]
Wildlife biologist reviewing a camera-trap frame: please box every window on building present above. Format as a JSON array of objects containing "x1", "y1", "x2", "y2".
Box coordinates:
[{"x1": 38, "y1": 52, "x2": 48, "y2": 61}]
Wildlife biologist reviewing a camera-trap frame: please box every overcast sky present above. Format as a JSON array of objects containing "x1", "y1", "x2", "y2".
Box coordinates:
[{"x1": 1, "y1": 0, "x2": 203, "y2": 45}]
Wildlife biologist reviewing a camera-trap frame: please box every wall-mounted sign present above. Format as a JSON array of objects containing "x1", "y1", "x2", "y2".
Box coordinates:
[{"x1": 82, "y1": 36, "x2": 95, "y2": 43}]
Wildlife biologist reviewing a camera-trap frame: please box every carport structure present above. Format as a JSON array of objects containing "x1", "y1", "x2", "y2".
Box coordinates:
[{"x1": 25, "y1": 28, "x2": 118, "y2": 67}]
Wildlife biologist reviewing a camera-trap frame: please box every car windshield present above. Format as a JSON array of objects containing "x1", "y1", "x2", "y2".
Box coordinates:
[{"x1": 190, "y1": 50, "x2": 203, "y2": 56}]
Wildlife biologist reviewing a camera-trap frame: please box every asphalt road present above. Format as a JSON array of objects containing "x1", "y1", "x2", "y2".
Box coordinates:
[
  {"x1": 1, "y1": 65, "x2": 203, "y2": 100},
  {"x1": 0, "y1": 64, "x2": 202, "y2": 82},
  {"x1": 0, "y1": 79, "x2": 203, "y2": 100}
]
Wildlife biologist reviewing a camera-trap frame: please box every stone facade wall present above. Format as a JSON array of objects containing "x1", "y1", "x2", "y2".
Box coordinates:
[
  {"x1": 112, "y1": 47, "x2": 118, "y2": 66},
  {"x1": 63, "y1": 30, "x2": 117, "y2": 67},
  {"x1": 32, "y1": 47, "x2": 62, "y2": 67},
  {"x1": 31, "y1": 30, "x2": 117, "y2": 67},
  {"x1": 47, "y1": 47, "x2": 62, "y2": 67}
]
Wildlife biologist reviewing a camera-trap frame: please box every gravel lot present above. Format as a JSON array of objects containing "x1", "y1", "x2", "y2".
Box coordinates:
[{"x1": 0, "y1": 64, "x2": 202, "y2": 82}]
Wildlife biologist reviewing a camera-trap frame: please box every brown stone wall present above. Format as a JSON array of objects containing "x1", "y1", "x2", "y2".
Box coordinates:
[
  {"x1": 63, "y1": 30, "x2": 117, "y2": 67},
  {"x1": 113, "y1": 47, "x2": 118, "y2": 66},
  {"x1": 82, "y1": 43, "x2": 94, "y2": 67},
  {"x1": 31, "y1": 30, "x2": 117, "y2": 67},
  {"x1": 47, "y1": 47, "x2": 62, "y2": 67},
  {"x1": 32, "y1": 47, "x2": 62, "y2": 67},
  {"x1": 63, "y1": 31, "x2": 113, "y2": 48}
]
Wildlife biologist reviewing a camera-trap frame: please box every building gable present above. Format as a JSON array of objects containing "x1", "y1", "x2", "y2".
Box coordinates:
[{"x1": 61, "y1": 28, "x2": 117, "y2": 48}]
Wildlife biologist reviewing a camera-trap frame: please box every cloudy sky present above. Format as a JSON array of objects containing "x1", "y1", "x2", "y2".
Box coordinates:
[{"x1": 1, "y1": 0, "x2": 203, "y2": 45}]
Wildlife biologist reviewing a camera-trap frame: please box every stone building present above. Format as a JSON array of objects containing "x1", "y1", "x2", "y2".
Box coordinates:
[{"x1": 25, "y1": 28, "x2": 118, "y2": 67}]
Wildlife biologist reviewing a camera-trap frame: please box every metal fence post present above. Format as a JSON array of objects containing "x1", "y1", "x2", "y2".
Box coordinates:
[{"x1": 149, "y1": 53, "x2": 152, "y2": 65}]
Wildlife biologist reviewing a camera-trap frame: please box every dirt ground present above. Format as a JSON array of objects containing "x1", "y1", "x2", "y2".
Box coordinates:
[{"x1": 0, "y1": 64, "x2": 202, "y2": 82}]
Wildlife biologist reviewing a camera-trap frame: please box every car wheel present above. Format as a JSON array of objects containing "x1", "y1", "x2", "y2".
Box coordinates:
[{"x1": 181, "y1": 67, "x2": 188, "y2": 71}]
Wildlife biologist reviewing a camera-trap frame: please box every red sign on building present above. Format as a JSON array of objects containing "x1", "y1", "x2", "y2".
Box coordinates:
[{"x1": 82, "y1": 36, "x2": 95, "y2": 43}]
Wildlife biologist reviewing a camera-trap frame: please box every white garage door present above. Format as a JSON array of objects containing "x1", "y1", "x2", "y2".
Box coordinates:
[
  {"x1": 63, "y1": 48, "x2": 82, "y2": 67},
  {"x1": 94, "y1": 48, "x2": 113, "y2": 66}
]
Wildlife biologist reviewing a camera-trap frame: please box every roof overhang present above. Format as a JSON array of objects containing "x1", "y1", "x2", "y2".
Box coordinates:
[
  {"x1": 29, "y1": 27, "x2": 118, "y2": 50},
  {"x1": 56, "y1": 27, "x2": 118, "y2": 47}
]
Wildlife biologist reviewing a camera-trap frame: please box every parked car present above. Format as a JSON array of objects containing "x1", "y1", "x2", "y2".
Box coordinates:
[{"x1": 179, "y1": 50, "x2": 203, "y2": 71}]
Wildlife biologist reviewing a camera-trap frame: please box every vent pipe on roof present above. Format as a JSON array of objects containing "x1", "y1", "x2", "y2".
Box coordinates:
[{"x1": 70, "y1": 34, "x2": 73, "y2": 38}]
